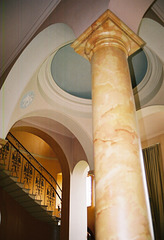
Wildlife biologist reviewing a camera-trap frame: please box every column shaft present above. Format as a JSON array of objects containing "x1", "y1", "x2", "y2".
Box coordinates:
[
  {"x1": 72, "y1": 9, "x2": 153, "y2": 240},
  {"x1": 92, "y1": 46, "x2": 151, "y2": 239}
]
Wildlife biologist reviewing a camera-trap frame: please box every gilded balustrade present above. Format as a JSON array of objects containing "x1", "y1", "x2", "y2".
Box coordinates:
[{"x1": 0, "y1": 132, "x2": 62, "y2": 218}]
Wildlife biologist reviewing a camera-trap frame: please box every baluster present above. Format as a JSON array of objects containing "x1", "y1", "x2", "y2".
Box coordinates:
[
  {"x1": 32, "y1": 168, "x2": 35, "y2": 195},
  {"x1": 44, "y1": 180, "x2": 46, "y2": 206},
  {"x1": 6, "y1": 132, "x2": 62, "y2": 219},
  {"x1": 7, "y1": 144, "x2": 12, "y2": 171},
  {"x1": 20, "y1": 156, "x2": 24, "y2": 184}
]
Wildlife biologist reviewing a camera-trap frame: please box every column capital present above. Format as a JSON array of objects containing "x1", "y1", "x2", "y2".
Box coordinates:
[
  {"x1": 88, "y1": 170, "x2": 94, "y2": 176},
  {"x1": 72, "y1": 9, "x2": 145, "y2": 60}
]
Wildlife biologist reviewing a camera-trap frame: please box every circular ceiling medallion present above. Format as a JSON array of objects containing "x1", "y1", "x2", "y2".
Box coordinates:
[{"x1": 20, "y1": 91, "x2": 35, "y2": 109}]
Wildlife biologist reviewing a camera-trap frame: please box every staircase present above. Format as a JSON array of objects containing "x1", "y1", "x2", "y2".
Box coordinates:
[{"x1": 0, "y1": 132, "x2": 62, "y2": 225}]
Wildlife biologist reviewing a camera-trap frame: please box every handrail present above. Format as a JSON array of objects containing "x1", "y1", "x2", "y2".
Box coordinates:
[
  {"x1": 0, "y1": 132, "x2": 63, "y2": 217},
  {"x1": 7, "y1": 138, "x2": 62, "y2": 201},
  {"x1": 7, "y1": 132, "x2": 62, "y2": 192}
]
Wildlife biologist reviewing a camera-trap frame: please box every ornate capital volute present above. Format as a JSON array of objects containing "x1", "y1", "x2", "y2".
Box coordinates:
[{"x1": 72, "y1": 10, "x2": 145, "y2": 61}]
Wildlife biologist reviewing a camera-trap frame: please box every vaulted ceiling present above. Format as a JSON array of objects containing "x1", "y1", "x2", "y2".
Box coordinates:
[{"x1": 0, "y1": 0, "x2": 164, "y2": 89}]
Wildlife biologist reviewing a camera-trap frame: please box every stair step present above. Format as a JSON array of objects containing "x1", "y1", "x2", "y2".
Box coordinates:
[
  {"x1": 25, "y1": 204, "x2": 48, "y2": 213},
  {"x1": 22, "y1": 188, "x2": 30, "y2": 194},
  {"x1": 0, "y1": 170, "x2": 11, "y2": 179},
  {"x1": 0, "y1": 169, "x2": 19, "y2": 181},
  {"x1": 40, "y1": 205, "x2": 48, "y2": 211},
  {"x1": 3, "y1": 182, "x2": 24, "y2": 192},
  {"x1": 3, "y1": 169, "x2": 12, "y2": 176},
  {"x1": 38, "y1": 215, "x2": 59, "y2": 223},
  {"x1": 31, "y1": 210, "x2": 53, "y2": 218},
  {"x1": 31, "y1": 212, "x2": 55, "y2": 221},
  {"x1": 19, "y1": 199, "x2": 42, "y2": 208},
  {"x1": 15, "y1": 193, "x2": 36, "y2": 203},
  {"x1": 0, "y1": 141, "x2": 61, "y2": 225},
  {"x1": 8, "y1": 187, "x2": 30, "y2": 198},
  {"x1": 52, "y1": 215, "x2": 59, "y2": 222},
  {"x1": 0, "y1": 176, "x2": 18, "y2": 187}
]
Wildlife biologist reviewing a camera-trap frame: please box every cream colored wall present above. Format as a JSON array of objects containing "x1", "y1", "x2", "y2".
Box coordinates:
[
  {"x1": 10, "y1": 130, "x2": 61, "y2": 179},
  {"x1": 0, "y1": 23, "x2": 75, "y2": 140},
  {"x1": 37, "y1": 158, "x2": 61, "y2": 179},
  {"x1": 109, "y1": 0, "x2": 154, "y2": 33},
  {"x1": 11, "y1": 131, "x2": 56, "y2": 157},
  {"x1": 69, "y1": 161, "x2": 89, "y2": 240}
]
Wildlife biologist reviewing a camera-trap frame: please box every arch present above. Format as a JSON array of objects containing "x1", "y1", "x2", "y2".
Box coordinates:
[
  {"x1": 12, "y1": 114, "x2": 93, "y2": 170},
  {"x1": 0, "y1": 20, "x2": 93, "y2": 168},
  {"x1": 11, "y1": 124, "x2": 70, "y2": 240},
  {"x1": 69, "y1": 160, "x2": 90, "y2": 240},
  {"x1": 138, "y1": 18, "x2": 164, "y2": 63},
  {"x1": 0, "y1": 23, "x2": 75, "y2": 139}
]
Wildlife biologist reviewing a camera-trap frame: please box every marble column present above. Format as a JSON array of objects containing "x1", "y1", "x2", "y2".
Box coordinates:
[{"x1": 72, "y1": 10, "x2": 153, "y2": 240}]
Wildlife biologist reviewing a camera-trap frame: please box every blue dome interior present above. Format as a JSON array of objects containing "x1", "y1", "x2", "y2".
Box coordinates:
[{"x1": 51, "y1": 43, "x2": 148, "y2": 99}]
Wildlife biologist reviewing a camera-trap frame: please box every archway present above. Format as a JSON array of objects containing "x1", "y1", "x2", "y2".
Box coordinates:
[
  {"x1": 69, "y1": 160, "x2": 90, "y2": 240},
  {"x1": 11, "y1": 124, "x2": 70, "y2": 240}
]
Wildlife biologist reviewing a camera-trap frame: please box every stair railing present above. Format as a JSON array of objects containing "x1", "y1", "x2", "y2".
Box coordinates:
[{"x1": 1, "y1": 132, "x2": 62, "y2": 218}]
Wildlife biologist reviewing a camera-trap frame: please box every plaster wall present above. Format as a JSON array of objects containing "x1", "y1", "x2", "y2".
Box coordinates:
[
  {"x1": 41, "y1": 0, "x2": 154, "y2": 36},
  {"x1": 108, "y1": 0, "x2": 154, "y2": 33},
  {"x1": 10, "y1": 130, "x2": 61, "y2": 178},
  {"x1": 10, "y1": 63, "x2": 93, "y2": 170},
  {"x1": 69, "y1": 161, "x2": 89, "y2": 240},
  {"x1": 0, "y1": 23, "x2": 75, "y2": 139},
  {"x1": 138, "y1": 18, "x2": 164, "y2": 63},
  {"x1": 10, "y1": 131, "x2": 57, "y2": 158}
]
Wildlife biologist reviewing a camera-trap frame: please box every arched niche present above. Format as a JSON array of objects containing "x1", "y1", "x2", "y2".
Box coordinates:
[{"x1": 69, "y1": 160, "x2": 89, "y2": 240}]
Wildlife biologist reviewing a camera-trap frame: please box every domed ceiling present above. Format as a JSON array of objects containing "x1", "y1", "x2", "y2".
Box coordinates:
[{"x1": 51, "y1": 43, "x2": 148, "y2": 100}]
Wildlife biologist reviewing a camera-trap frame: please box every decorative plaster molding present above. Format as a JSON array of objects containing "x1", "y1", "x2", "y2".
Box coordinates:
[
  {"x1": 151, "y1": 0, "x2": 164, "y2": 23},
  {"x1": 37, "y1": 42, "x2": 92, "y2": 117},
  {"x1": 133, "y1": 47, "x2": 163, "y2": 110},
  {"x1": 20, "y1": 91, "x2": 35, "y2": 109}
]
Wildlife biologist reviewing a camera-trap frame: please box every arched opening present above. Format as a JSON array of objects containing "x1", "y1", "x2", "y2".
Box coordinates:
[
  {"x1": 10, "y1": 124, "x2": 70, "y2": 240},
  {"x1": 69, "y1": 160, "x2": 90, "y2": 240}
]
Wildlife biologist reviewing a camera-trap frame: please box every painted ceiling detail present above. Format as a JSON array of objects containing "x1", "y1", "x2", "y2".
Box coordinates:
[
  {"x1": 38, "y1": 46, "x2": 92, "y2": 117},
  {"x1": 20, "y1": 91, "x2": 35, "y2": 109},
  {"x1": 50, "y1": 42, "x2": 149, "y2": 102},
  {"x1": 51, "y1": 43, "x2": 92, "y2": 99}
]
